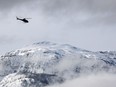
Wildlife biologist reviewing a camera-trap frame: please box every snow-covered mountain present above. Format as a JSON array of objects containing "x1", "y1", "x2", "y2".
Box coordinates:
[{"x1": 0, "y1": 41, "x2": 116, "y2": 87}]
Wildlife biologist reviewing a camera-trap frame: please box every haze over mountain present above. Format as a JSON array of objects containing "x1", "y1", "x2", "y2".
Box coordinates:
[{"x1": 0, "y1": 41, "x2": 116, "y2": 87}]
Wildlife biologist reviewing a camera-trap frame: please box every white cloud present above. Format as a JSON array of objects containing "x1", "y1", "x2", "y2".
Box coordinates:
[{"x1": 48, "y1": 73, "x2": 116, "y2": 87}]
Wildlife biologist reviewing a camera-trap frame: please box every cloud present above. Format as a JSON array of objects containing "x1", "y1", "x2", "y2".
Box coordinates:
[
  {"x1": 48, "y1": 73, "x2": 116, "y2": 87},
  {"x1": 0, "y1": 0, "x2": 116, "y2": 54},
  {"x1": 36, "y1": 0, "x2": 116, "y2": 14},
  {"x1": 32, "y1": 0, "x2": 116, "y2": 26},
  {"x1": 1, "y1": 0, "x2": 116, "y2": 25},
  {"x1": 1, "y1": 0, "x2": 116, "y2": 14},
  {"x1": 0, "y1": 0, "x2": 34, "y2": 11}
]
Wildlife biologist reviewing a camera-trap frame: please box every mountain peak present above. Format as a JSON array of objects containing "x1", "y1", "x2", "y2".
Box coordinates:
[
  {"x1": 0, "y1": 41, "x2": 116, "y2": 87},
  {"x1": 33, "y1": 41, "x2": 57, "y2": 46}
]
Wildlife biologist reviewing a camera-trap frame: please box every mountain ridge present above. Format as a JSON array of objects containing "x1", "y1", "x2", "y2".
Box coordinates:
[{"x1": 0, "y1": 41, "x2": 116, "y2": 87}]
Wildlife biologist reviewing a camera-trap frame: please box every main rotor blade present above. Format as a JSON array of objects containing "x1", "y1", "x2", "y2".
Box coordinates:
[{"x1": 24, "y1": 18, "x2": 32, "y2": 19}]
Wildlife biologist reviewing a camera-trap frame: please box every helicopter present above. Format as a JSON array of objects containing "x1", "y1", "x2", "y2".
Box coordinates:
[{"x1": 16, "y1": 17, "x2": 31, "y2": 23}]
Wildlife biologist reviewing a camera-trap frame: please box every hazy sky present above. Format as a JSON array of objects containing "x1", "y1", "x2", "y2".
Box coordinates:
[{"x1": 0, "y1": 0, "x2": 116, "y2": 54}]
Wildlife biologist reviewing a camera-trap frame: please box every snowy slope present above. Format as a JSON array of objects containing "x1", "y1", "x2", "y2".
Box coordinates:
[{"x1": 0, "y1": 41, "x2": 116, "y2": 87}]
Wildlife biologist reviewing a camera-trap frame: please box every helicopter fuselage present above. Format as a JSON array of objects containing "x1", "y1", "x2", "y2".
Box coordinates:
[
  {"x1": 17, "y1": 17, "x2": 29, "y2": 23},
  {"x1": 22, "y1": 18, "x2": 28, "y2": 23}
]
